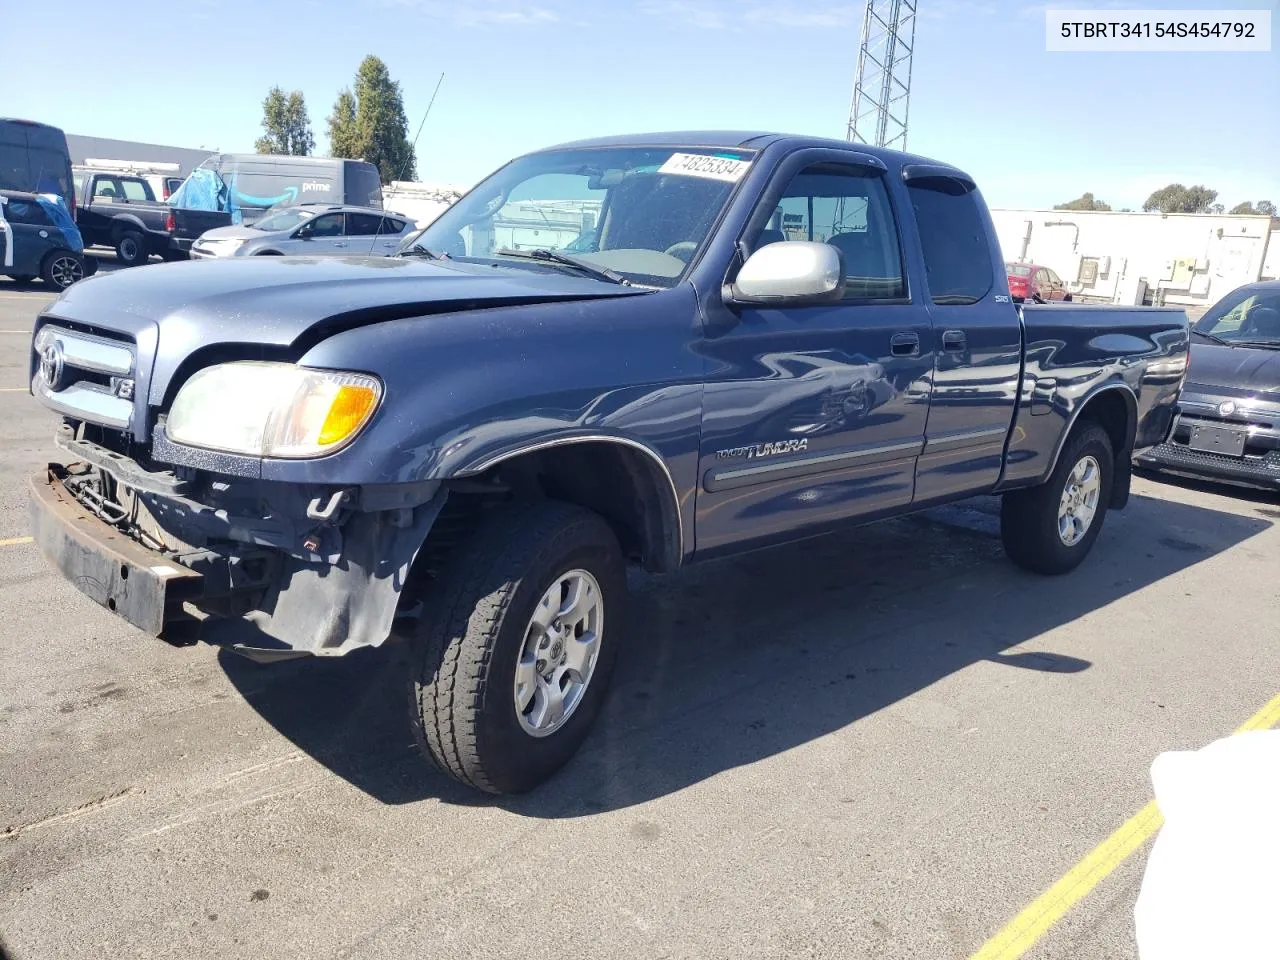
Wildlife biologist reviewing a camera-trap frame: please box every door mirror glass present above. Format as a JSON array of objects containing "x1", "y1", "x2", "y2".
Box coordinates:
[{"x1": 728, "y1": 241, "x2": 844, "y2": 305}]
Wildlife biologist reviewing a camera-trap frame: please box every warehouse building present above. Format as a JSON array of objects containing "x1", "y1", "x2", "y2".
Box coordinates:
[
  {"x1": 66, "y1": 134, "x2": 213, "y2": 177},
  {"x1": 990, "y1": 208, "x2": 1277, "y2": 309}
]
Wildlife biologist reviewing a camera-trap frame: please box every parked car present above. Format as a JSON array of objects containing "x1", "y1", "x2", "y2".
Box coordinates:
[
  {"x1": 167, "y1": 154, "x2": 385, "y2": 254},
  {"x1": 0, "y1": 189, "x2": 91, "y2": 290},
  {"x1": 26, "y1": 131, "x2": 1188, "y2": 795},
  {"x1": 1006, "y1": 261, "x2": 1072, "y2": 302},
  {"x1": 73, "y1": 171, "x2": 185, "y2": 266},
  {"x1": 189, "y1": 205, "x2": 414, "y2": 259},
  {"x1": 1136, "y1": 279, "x2": 1280, "y2": 490}
]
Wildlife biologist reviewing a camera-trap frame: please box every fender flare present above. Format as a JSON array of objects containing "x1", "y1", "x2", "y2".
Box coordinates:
[
  {"x1": 1042, "y1": 380, "x2": 1138, "y2": 483},
  {"x1": 458, "y1": 433, "x2": 686, "y2": 565}
]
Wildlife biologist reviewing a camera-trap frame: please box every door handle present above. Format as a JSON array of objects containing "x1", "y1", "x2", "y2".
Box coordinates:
[
  {"x1": 890, "y1": 332, "x2": 920, "y2": 357},
  {"x1": 942, "y1": 329, "x2": 967, "y2": 353},
  {"x1": 333, "y1": 242, "x2": 347, "y2": 248}
]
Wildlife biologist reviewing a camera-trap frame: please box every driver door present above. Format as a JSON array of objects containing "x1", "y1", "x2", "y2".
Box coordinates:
[
  {"x1": 695, "y1": 155, "x2": 934, "y2": 554},
  {"x1": 283, "y1": 212, "x2": 346, "y2": 255}
]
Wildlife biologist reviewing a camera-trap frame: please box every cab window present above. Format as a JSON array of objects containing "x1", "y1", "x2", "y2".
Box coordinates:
[{"x1": 749, "y1": 162, "x2": 906, "y2": 300}]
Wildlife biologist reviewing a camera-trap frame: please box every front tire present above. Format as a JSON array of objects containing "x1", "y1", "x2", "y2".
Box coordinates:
[
  {"x1": 1001, "y1": 422, "x2": 1113, "y2": 575},
  {"x1": 408, "y1": 501, "x2": 626, "y2": 794}
]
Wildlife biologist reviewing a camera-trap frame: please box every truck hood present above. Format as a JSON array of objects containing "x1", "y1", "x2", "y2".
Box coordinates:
[
  {"x1": 1187, "y1": 341, "x2": 1280, "y2": 397},
  {"x1": 43, "y1": 254, "x2": 648, "y2": 412}
]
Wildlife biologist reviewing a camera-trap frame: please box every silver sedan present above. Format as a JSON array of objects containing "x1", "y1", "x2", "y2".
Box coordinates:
[{"x1": 190, "y1": 205, "x2": 416, "y2": 259}]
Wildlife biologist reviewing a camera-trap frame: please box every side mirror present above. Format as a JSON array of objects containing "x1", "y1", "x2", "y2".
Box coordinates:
[{"x1": 726, "y1": 241, "x2": 844, "y2": 306}]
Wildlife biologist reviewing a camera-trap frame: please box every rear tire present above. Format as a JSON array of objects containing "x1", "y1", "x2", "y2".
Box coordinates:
[
  {"x1": 40, "y1": 250, "x2": 85, "y2": 291},
  {"x1": 115, "y1": 231, "x2": 148, "y2": 267},
  {"x1": 1001, "y1": 422, "x2": 1113, "y2": 575},
  {"x1": 407, "y1": 500, "x2": 626, "y2": 794}
]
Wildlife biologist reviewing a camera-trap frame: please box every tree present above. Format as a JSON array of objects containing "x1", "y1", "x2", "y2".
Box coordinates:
[
  {"x1": 1054, "y1": 192, "x2": 1111, "y2": 211},
  {"x1": 1142, "y1": 183, "x2": 1218, "y2": 214},
  {"x1": 326, "y1": 56, "x2": 416, "y2": 183},
  {"x1": 1209, "y1": 203, "x2": 1225, "y2": 214},
  {"x1": 255, "y1": 87, "x2": 314, "y2": 156},
  {"x1": 327, "y1": 88, "x2": 360, "y2": 160},
  {"x1": 1229, "y1": 200, "x2": 1276, "y2": 216}
]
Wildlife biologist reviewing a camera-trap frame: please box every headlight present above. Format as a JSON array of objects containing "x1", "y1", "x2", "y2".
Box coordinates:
[
  {"x1": 198, "y1": 238, "x2": 246, "y2": 256},
  {"x1": 166, "y1": 362, "x2": 382, "y2": 458}
]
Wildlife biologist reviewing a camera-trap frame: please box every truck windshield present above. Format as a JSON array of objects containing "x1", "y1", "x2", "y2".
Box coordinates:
[
  {"x1": 1195, "y1": 290, "x2": 1280, "y2": 345},
  {"x1": 400, "y1": 146, "x2": 757, "y2": 287}
]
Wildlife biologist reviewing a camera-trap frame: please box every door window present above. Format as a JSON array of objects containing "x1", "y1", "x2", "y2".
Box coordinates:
[
  {"x1": 302, "y1": 213, "x2": 344, "y2": 237},
  {"x1": 92, "y1": 177, "x2": 123, "y2": 200},
  {"x1": 344, "y1": 212, "x2": 385, "y2": 236},
  {"x1": 751, "y1": 162, "x2": 905, "y2": 300},
  {"x1": 905, "y1": 178, "x2": 994, "y2": 304},
  {"x1": 3, "y1": 197, "x2": 53, "y2": 226}
]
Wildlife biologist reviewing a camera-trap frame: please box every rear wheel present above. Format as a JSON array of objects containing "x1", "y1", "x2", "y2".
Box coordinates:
[
  {"x1": 40, "y1": 250, "x2": 85, "y2": 291},
  {"x1": 115, "y1": 231, "x2": 148, "y2": 267},
  {"x1": 1001, "y1": 422, "x2": 1113, "y2": 575},
  {"x1": 407, "y1": 500, "x2": 626, "y2": 794}
]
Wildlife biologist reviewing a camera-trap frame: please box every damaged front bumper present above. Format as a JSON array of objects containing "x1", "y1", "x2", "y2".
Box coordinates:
[{"x1": 29, "y1": 453, "x2": 447, "y2": 662}]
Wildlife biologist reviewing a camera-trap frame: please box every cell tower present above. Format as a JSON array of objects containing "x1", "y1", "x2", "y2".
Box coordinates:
[{"x1": 845, "y1": 0, "x2": 918, "y2": 151}]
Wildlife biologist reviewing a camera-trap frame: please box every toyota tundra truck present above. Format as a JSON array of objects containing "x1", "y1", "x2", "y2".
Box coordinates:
[{"x1": 25, "y1": 132, "x2": 1189, "y2": 794}]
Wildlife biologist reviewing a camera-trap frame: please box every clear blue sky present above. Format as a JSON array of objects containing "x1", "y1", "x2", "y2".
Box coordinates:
[{"x1": 7, "y1": 0, "x2": 1278, "y2": 210}]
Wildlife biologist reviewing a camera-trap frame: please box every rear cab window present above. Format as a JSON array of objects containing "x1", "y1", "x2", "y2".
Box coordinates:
[
  {"x1": 120, "y1": 178, "x2": 151, "y2": 201},
  {"x1": 906, "y1": 176, "x2": 994, "y2": 305}
]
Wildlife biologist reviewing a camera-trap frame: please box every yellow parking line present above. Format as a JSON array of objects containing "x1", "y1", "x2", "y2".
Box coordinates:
[
  {"x1": 0, "y1": 387, "x2": 27, "y2": 393},
  {"x1": 0, "y1": 536, "x2": 34, "y2": 547},
  {"x1": 969, "y1": 690, "x2": 1280, "y2": 960},
  {"x1": 0, "y1": 329, "x2": 32, "y2": 333}
]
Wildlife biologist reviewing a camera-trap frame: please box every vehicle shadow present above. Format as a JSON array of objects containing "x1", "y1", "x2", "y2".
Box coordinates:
[
  {"x1": 1134, "y1": 466, "x2": 1280, "y2": 509},
  {"x1": 217, "y1": 492, "x2": 1270, "y2": 815}
]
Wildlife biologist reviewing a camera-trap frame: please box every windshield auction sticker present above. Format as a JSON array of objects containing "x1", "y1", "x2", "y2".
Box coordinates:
[
  {"x1": 1045, "y1": 9, "x2": 1270, "y2": 50},
  {"x1": 658, "y1": 153, "x2": 752, "y2": 183}
]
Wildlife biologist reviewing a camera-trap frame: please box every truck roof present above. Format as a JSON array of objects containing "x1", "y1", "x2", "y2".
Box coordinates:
[{"x1": 534, "y1": 130, "x2": 963, "y2": 176}]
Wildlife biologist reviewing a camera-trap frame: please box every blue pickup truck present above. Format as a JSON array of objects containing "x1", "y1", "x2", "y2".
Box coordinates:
[{"x1": 26, "y1": 132, "x2": 1189, "y2": 793}]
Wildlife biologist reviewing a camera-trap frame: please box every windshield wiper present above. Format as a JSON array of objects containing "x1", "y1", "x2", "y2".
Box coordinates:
[
  {"x1": 1226, "y1": 340, "x2": 1280, "y2": 350},
  {"x1": 494, "y1": 247, "x2": 629, "y2": 286},
  {"x1": 398, "y1": 244, "x2": 448, "y2": 260},
  {"x1": 1192, "y1": 329, "x2": 1228, "y2": 345}
]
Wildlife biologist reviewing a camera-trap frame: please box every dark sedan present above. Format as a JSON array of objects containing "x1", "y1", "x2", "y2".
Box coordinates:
[{"x1": 1137, "y1": 280, "x2": 1280, "y2": 491}]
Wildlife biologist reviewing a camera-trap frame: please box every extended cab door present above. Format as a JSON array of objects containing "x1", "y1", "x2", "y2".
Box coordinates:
[
  {"x1": 694, "y1": 153, "x2": 935, "y2": 554},
  {"x1": 902, "y1": 169, "x2": 1023, "y2": 503}
]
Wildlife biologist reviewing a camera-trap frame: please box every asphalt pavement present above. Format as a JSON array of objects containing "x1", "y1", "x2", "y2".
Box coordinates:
[{"x1": 1, "y1": 278, "x2": 1277, "y2": 960}]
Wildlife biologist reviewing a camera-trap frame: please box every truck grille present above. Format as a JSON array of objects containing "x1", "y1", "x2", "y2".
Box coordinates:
[{"x1": 31, "y1": 325, "x2": 137, "y2": 430}]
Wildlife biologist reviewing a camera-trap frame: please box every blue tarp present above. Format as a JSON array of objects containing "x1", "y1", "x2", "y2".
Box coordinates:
[
  {"x1": 167, "y1": 168, "x2": 242, "y2": 223},
  {"x1": 37, "y1": 193, "x2": 84, "y2": 252}
]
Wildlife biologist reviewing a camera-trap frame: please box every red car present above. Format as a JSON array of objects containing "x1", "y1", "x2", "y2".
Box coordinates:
[{"x1": 1006, "y1": 262, "x2": 1072, "y2": 302}]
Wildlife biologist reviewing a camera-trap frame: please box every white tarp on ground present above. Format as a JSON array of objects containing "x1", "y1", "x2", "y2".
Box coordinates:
[{"x1": 1134, "y1": 729, "x2": 1280, "y2": 958}]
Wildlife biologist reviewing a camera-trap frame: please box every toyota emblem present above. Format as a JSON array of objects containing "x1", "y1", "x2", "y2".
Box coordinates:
[
  {"x1": 1218, "y1": 400, "x2": 1237, "y2": 417},
  {"x1": 39, "y1": 340, "x2": 65, "y2": 391}
]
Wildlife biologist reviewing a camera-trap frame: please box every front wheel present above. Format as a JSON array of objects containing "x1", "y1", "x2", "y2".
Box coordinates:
[
  {"x1": 1001, "y1": 422, "x2": 1113, "y2": 575},
  {"x1": 407, "y1": 500, "x2": 626, "y2": 794}
]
